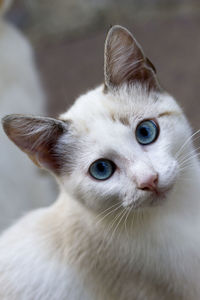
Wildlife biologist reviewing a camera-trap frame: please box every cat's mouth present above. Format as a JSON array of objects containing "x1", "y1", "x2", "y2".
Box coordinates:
[
  {"x1": 144, "y1": 186, "x2": 173, "y2": 207},
  {"x1": 149, "y1": 190, "x2": 168, "y2": 206},
  {"x1": 129, "y1": 186, "x2": 173, "y2": 209}
]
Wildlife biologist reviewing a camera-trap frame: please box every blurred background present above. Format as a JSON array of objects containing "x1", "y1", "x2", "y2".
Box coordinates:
[{"x1": 1, "y1": 0, "x2": 200, "y2": 230}]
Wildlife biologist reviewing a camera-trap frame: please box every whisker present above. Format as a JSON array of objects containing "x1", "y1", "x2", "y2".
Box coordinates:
[
  {"x1": 131, "y1": 208, "x2": 137, "y2": 230},
  {"x1": 175, "y1": 129, "x2": 200, "y2": 159},
  {"x1": 100, "y1": 204, "x2": 123, "y2": 246},
  {"x1": 104, "y1": 207, "x2": 125, "y2": 238},
  {"x1": 179, "y1": 165, "x2": 193, "y2": 172},
  {"x1": 179, "y1": 153, "x2": 200, "y2": 168},
  {"x1": 107, "y1": 207, "x2": 124, "y2": 235},
  {"x1": 95, "y1": 202, "x2": 121, "y2": 223},
  {"x1": 178, "y1": 146, "x2": 200, "y2": 164},
  {"x1": 124, "y1": 206, "x2": 132, "y2": 238},
  {"x1": 110, "y1": 208, "x2": 127, "y2": 242},
  {"x1": 96, "y1": 205, "x2": 122, "y2": 226},
  {"x1": 179, "y1": 158, "x2": 198, "y2": 170},
  {"x1": 178, "y1": 175, "x2": 194, "y2": 182}
]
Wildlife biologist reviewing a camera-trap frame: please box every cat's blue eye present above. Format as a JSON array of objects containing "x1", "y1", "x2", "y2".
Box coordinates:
[
  {"x1": 136, "y1": 120, "x2": 159, "y2": 145},
  {"x1": 89, "y1": 159, "x2": 116, "y2": 180}
]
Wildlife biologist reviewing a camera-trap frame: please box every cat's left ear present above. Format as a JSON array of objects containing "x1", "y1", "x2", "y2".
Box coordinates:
[
  {"x1": 104, "y1": 25, "x2": 160, "y2": 92},
  {"x1": 2, "y1": 114, "x2": 71, "y2": 175}
]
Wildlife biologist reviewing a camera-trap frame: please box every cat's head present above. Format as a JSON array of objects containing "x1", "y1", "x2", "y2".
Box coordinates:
[{"x1": 2, "y1": 25, "x2": 193, "y2": 213}]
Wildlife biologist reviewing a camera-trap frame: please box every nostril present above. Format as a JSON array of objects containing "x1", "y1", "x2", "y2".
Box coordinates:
[
  {"x1": 137, "y1": 173, "x2": 158, "y2": 192},
  {"x1": 140, "y1": 187, "x2": 151, "y2": 191}
]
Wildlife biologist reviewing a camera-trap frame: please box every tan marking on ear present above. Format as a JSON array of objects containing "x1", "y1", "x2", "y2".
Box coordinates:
[
  {"x1": 0, "y1": 0, "x2": 3, "y2": 7},
  {"x1": 158, "y1": 111, "x2": 181, "y2": 118},
  {"x1": 118, "y1": 116, "x2": 130, "y2": 126}
]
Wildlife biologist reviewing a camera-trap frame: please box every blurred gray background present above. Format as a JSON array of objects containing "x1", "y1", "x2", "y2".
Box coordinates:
[{"x1": 2, "y1": 0, "x2": 200, "y2": 228}]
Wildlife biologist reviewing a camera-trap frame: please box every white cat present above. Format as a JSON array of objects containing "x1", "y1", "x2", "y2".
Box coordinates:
[
  {"x1": 1, "y1": 25, "x2": 200, "y2": 300},
  {"x1": 0, "y1": 0, "x2": 56, "y2": 229}
]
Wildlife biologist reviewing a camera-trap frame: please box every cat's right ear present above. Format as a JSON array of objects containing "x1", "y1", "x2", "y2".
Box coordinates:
[
  {"x1": 2, "y1": 114, "x2": 71, "y2": 175},
  {"x1": 104, "y1": 25, "x2": 160, "y2": 92}
]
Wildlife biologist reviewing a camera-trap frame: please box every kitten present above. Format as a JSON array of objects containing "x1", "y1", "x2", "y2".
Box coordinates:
[
  {"x1": 0, "y1": 0, "x2": 56, "y2": 229},
  {"x1": 1, "y1": 25, "x2": 200, "y2": 300}
]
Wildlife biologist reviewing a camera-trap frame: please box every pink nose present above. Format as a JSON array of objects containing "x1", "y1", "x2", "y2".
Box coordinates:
[{"x1": 137, "y1": 173, "x2": 158, "y2": 192}]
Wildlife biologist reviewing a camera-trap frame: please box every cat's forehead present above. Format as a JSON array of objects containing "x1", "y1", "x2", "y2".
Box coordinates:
[{"x1": 60, "y1": 84, "x2": 180, "y2": 133}]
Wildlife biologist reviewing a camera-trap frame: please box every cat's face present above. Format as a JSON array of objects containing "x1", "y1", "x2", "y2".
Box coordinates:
[
  {"x1": 59, "y1": 84, "x2": 191, "y2": 212},
  {"x1": 2, "y1": 25, "x2": 193, "y2": 213}
]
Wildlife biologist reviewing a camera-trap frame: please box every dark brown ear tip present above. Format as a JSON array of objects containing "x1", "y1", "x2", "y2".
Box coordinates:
[
  {"x1": 2, "y1": 113, "x2": 18, "y2": 123},
  {"x1": 1, "y1": 114, "x2": 25, "y2": 135},
  {"x1": 108, "y1": 25, "x2": 129, "y2": 33},
  {"x1": 2, "y1": 114, "x2": 24, "y2": 123},
  {"x1": 105, "y1": 25, "x2": 140, "y2": 53},
  {"x1": 2, "y1": 114, "x2": 11, "y2": 123},
  {"x1": 1, "y1": 114, "x2": 13, "y2": 131},
  {"x1": 106, "y1": 25, "x2": 130, "y2": 39}
]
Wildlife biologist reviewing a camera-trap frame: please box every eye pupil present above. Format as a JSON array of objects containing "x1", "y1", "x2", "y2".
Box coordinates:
[
  {"x1": 140, "y1": 127, "x2": 149, "y2": 137},
  {"x1": 89, "y1": 159, "x2": 115, "y2": 180},
  {"x1": 136, "y1": 120, "x2": 159, "y2": 145},
  {"x1": 97, "y1": 162, "x2": 105, "y2": 173}
]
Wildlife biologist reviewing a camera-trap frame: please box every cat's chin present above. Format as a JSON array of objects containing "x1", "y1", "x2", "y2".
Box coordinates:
[
  {"x1": 148, "y1": 192, "x2": 168, "y2": 207},
  {"x1": 132, "y1": 186, "x2": 173, "y2": 210}
]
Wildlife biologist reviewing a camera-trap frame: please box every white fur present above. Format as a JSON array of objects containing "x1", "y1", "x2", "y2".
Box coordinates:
[
  {"x1": 0, "y1": 8, "x2": 56, "y2": 229},
  {"x1": 1, "y1": 81, "x2": 200, "y2": 299}
]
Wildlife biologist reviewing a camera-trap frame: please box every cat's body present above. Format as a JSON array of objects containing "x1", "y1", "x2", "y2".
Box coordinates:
[
  {"x1": 1, "y1": 25, "x2": 200, "y2": 299},
  {"x1": 0, "y1": 0, "x2": 55, "y2": 229}
]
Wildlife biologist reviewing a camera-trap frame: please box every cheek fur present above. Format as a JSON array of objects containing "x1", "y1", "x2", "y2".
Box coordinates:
[
  {"x1": 150, "y1": 155, "x2": 178, "y2": 190},
  {"x1": 62, "y1": 170, "x2": 123, "y2": 212}
]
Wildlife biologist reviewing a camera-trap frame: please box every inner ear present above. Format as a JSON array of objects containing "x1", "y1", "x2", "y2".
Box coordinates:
[
  {"x1": 104, "y1": 25, "x2": 160, "y2": 92},
  {"x1": 2, "y1": 114, "x2": 70, "y2": 174}
]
